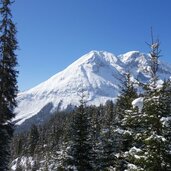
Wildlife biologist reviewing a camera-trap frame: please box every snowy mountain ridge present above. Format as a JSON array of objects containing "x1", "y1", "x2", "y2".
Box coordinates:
[{"x1": 14, "y1": 50, "x2": 171, "y2": 128}]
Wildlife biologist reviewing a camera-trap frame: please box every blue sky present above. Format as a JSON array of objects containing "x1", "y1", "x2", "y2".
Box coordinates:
[{"x1": 12, "y1": 0, "x2": 171, "y2": 91}]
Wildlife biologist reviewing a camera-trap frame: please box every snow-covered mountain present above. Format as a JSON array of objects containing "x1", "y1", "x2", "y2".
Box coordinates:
[{"x1": 14, "y1": 50, "x2": 171, "y2": 129}]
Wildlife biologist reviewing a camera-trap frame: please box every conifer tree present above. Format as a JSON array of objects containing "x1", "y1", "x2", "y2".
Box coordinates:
[
  {"x1": 0, "y1": 0, "x2": 18, "y2": 170},
  {"x1": 123, "y1": 36, "x2": 171, "y2": 171},
  {"x1": 87, "y1": 106, "x2": 100, "y2": 170},
  {"x1": 116, "y1": 73, "x2": 138, "y2": 152},
  {"x1": 98, "y1": 128, "x2": 117, "y2": 170},
  {"x1": 66, "y1": 93, "x2": 93, "y2": 171},
  {"x1": 116, "y1": 73, "x2": 138, "y2": 123},
  {"x1": 28, "y1": 124, "x2": 39, "y2": 155},
  {"x1": 115, "y1": 73, "x2": 138, "y2": 170},
  {"x1": 97, "y1": 101, "x2": 117, "y2": 170}
]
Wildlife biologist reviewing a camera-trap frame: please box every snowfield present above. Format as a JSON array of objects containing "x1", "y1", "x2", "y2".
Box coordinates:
[{"x1": 13, "y1": 50, "x2": 171, "y2": 127}]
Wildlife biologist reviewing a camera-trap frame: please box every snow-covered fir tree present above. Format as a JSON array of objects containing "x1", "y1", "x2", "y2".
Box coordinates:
[
  {"x1": 64, "y1": 94, "x2": 93, "y2": 171},
  {"x1": 0, "y1": 0, "x2": 18, "y2": 170},
  {"x1": 96, "y1": 101, "x2": 117, "y2": 171},
  {"x1": 123, "y1": 39, "x2": 171, "y2": 171},
  {"x1": 114, "y1": 73, "x2": 138, "y2": 171}
]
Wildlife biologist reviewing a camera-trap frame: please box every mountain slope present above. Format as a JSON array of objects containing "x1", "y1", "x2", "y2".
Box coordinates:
[{"x1": 14, "y1": 50, "x2": 171, "y2": 128}]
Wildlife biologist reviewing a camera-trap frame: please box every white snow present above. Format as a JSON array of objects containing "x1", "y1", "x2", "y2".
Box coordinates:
[
  {"x1": 120, "y1": 51, "x2": 141, "y2": 63},
  {"x1": 156, "y1": 79, "x2": 164, "y2": 89},
  {"x1": 126, "y1": 163, "x2": 138, "y2": 170},
  {"x1": 124, "y1": 130, "x2": 132, "y2": 135},
  {"x1": 132, "y1": 97, "x2": 144, "y2": 112},
  {"x1": 14, "y1": 50, "x2": 121, "y2": 125},
  {"x1": 145, "y1": 134, "x2": 166, "y2": 142},
  {"x1": 149, "y1": 79, "x2": 164, "y2": 90},
  {"x1": 11, "y1": 156, "x2": 34, "y2": 171},
  {"x1": 114, "y1": 128, "x2": 124, "y2": 134},
  {"x1": 151, "y1": 42, "x2": 159, "y2": 49},
  {"x1": 114, "y1": 128, "x2": 132, "y2": 135},
  {"x1": 13, "y1": 50, "x2": 171, "y2": 126},
  {"x1": 129, "y1": 146, "x2": 142, "y2": 154},
  {"x1": 160, "y1": 116, "x2": 171, "y2": 127},
  {"x1": 11, "y1": 158, "x2": 18, "y2": 170}
]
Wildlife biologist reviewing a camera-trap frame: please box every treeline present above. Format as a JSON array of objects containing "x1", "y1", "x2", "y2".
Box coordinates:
[{"x1": 11, "y1": 100, "x2": 121, "y2": 170}]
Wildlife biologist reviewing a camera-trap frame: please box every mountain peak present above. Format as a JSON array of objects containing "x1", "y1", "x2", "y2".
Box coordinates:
[
  {"x1": 73, "y1": 50, "x2": 118, "y2": 66},
  {"x1": 62, "y1": 50, "x2": 120, "y2": 76},
  {"x1": 14, "y1": 50, "x2": 171, "y2": 129},
  {"x1": 120, "y1": 51, "x2": 141, "y2": 63}
]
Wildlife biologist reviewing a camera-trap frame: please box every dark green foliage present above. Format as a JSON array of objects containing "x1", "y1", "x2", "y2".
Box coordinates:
[
  {"x1": 114, "y1": 73, "x2": 138, "y2": 170},
  {"x1": 121, "y1": 39, "x2": 171, "y2": 171},
  {"x1": 116, "y1": 73, "x2": 138, "y2": 121},
  {"x1": 66, "y1": 102, "x2": 93, "y2": 171},
  {"x1": 97, "y1": 101, "x2": 117, "y2": 170},
  {"x1": 98, "y1": 129, "x2": 116, "y2": 170},
  {"x1": 28, "y1": 124, "x2": 39, "y2": 155},
  {"x1": 139, "y1": 80, "x2": 171, "y2": 171},
  {"x1": 11, "y1": 103, "x2": 119, "y2": 170},
  {"x1": 0, "y1": 124, "x2": 13, "y2": 170},
  {"x1": 11, "y1": 111, "x2": 70, "y2": 169},
  {"x1": 0, "y1": 0, "x2": 18, "y2": 170}
]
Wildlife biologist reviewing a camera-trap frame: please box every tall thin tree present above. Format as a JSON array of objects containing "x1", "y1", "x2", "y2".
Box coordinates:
[
  {"x1": 122, "y1": 34, "x2": 171, "y2": 171},
  {"x1": 0, "y1": 0, "x2": 18, "y2": 170},
  {"x1": 65, "y1": 91, "x2": 93, "y2": 171}
]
